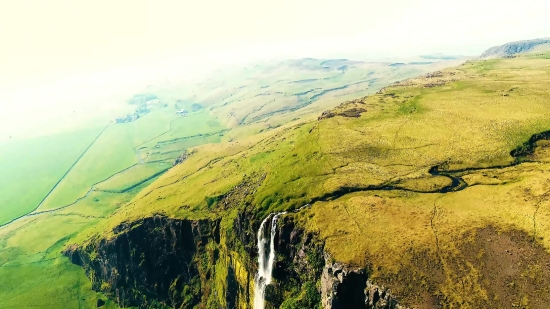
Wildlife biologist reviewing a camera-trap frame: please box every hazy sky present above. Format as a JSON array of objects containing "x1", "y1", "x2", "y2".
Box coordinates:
[{"x1": 1, "y1": 0, "x2": 549, "y2": 138}]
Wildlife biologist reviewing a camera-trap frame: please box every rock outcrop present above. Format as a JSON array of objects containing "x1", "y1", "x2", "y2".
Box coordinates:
[
  {"x1": 321, "y1": 254, "x2": 407, "y2": 309},
  {"x1": 64, "y1": 216, "x2": 221, "y2": 308},
  {"x1": 65, "y1": 207, "x2": 412, "y2": 309},
  {"x1": 173, "y1": 150, "x2": 194, "y2": 166},
  {"x1": 480, "y1": 37, "x2": 550, "y2": 58},
  {"x1": 65, "y1": 210, "x2": 410, "y2": 309}
]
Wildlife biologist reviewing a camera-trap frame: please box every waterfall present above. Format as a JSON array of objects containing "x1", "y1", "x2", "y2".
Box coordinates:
[{"x1": 253, "y1": 212, "x2": 286, "y2": 309}]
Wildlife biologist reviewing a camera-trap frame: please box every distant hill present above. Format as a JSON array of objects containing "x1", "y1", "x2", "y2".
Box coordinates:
[
  {"x1": 420, "y1": 53, "x2": 465, "y2": 60},
  {"x1": 480, "y1": 37, "x2": 550, "y2": 58},
  {"x1": 172, "y1": 57, "x2": 459, "y2": 128}
]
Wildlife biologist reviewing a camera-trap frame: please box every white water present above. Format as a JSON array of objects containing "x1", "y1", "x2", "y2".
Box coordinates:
[{"x1": 253, "y1": 212, "x2": 286, "y2": 309}]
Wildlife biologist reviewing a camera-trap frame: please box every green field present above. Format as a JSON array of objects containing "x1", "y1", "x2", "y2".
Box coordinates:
[
  {"x1": 0, "y1": 126, "x2": 104, "y2": 226},
  {"x1": 96, "y1": 162, "x2": 172, "y2": 192},
  {"x1": 139, "y1": 111, "x2": 226, "y2": 148},
  {"x1": 38, "y1": 108, "x2": 227, "y2": 211},
  {"x1": 0, "y1": 131, "x2": 179, "y2": 307},
  {"x1": 0, "y1": 107, "x2": 232, "y2": 308},
  {"x1": 0, "y1": 178, "x2": 160, "y2": 308},
  {"x1": 37, "y1": 124, "x2": 139, "y2": 210}
]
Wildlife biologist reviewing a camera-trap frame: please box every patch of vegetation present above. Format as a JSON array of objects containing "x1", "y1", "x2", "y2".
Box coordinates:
[
  {"x1": 96, "y1": 162, "x2": 172, "y2": 192},
  {"x1": 0, "y1": 190, "x2": 137, "y2": 308},
  {"x1": 510, "y1": 130, "x2": 550, "y2": 161},
  {"x1": 205, "y1": 195, "x2": 222, "y2": 209},
  {"x1": 397, "y1": 94, "x2": 424, "y2": 115},
  {"x1": 280, "y1": 282, "x2": 322, "y2": 309}
]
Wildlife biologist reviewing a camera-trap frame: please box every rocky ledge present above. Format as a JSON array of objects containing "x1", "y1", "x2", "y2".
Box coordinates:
[
  {"x1": 64, "y1": 216, "x2": 220, "y2": 308},
  {"x1": 321, "y1": 254, "x2": 407, "y2": 309}
]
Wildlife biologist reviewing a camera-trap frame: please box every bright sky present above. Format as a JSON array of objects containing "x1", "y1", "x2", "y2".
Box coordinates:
[{"x1": 1, "y1": 0, "x2": 549, "y2": 139}]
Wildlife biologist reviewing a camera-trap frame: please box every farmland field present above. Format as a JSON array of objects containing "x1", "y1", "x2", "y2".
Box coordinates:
[
  {"x1": 145, "y1": 111, "x2": 226, "y2": 144},
  {"x1": 0, "y1": 126, "x2": 104, "y2": 226},
  {"x1": 37, "y1": 124, "x2": 139, "y2": 210},
  {"x1": 0, "y1": 184, "x2": 152, "y2": 309},
  {"x1": 38, "y1": 108, "x2": 228, "y2": 211}
]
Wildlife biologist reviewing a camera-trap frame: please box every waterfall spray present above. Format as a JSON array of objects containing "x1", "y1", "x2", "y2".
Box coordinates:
[{"x1": 253, "y1": 212, "x2": 286, "y2": 309}]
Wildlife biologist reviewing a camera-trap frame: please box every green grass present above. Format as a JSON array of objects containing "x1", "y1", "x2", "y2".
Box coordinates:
[
  {"x1": 38, "y1": 124, "x2": 139, "y2": 210},
  {"x1": 0, "y1": 175, "x2": 159, "y2": 308},
  {"x1": 96, "y1": 162, "x2": 172, "y2": 192},
  {"x1": 0, "y1": 126, "x2": 104, "y2": 225},
  {"x1": 141, "y1": 111, "x2": 226, "y2": 148},
  {"x1": 105, "y1": 56, "x2": 550, "y2": 223},
  {"x1": 0, "y1": 192, "x2": 126, "y2": 308},
  {"x1": 37, "y1": 108, "x2": 226, "y2": 211},
  {"x1": 0, "y1": 257, "x2": 116, "y2": 309}
]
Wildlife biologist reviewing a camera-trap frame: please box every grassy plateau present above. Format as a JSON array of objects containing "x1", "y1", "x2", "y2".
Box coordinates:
[{"x1": 77, "y1": 51, "x2": 550, "y2": 308}]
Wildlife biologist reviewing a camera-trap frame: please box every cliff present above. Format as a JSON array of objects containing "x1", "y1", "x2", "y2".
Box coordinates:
[
  {"x1": 480, "y1": 37, "x2": 550, "y2": 58},
  {"x1": 64, "y1": 216, "x2": 223, "y2": 308}
]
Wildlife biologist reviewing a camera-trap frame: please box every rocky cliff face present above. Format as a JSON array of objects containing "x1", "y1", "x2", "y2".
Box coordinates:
[
  {"x1": 263, "y1": 215, "x2": 325, "y2": 308},
  {"x1": 65, "y1": 212, "x2": 409, "y2": 309},
  {"x1": 321, "y1": 254, "x2": 407, "y2": 309},
  {"x1": 480, "y1": 38, "x2": 550, "y2": 58},
  {"x1": 64, "y1": 216, "x2": 222, "y2": 308}
]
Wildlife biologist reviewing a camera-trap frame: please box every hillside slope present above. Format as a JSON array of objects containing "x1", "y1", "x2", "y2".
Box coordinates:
[
  {"x1": 67, "y1": 52, "x2": 550, "y2": 308},
  {"x1": 481, "y1": 37, "x2": 550, "y2": 58},
  {"x1": 0, "y1": 57, "x2": 463, "y2": 309},
  {"x1": 151, "y1": 58, "x2": 461, "y2": 131}
]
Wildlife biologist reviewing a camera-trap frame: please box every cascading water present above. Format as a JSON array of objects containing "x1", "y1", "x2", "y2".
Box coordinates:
[{"x1": 253, "y1": 212, "x2": 286, "y2": 309}]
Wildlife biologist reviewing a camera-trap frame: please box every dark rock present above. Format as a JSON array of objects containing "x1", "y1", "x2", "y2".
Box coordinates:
[
  {"x1": 320, "y1": 253, "x2": 408, "y2": 309},
  {"x1": 64, "y1": 216, "x2": 221, "y2": 309},
  {"x1": 318, "y1": 110, "x2": 336, "y2": 120},
  {"x1": 318, "y1": 107, "x2": 366, "y2": 120},
  {"x1": 96, "y1": 299, "x2": 105, "y2": 307},
  {"x1": 425, "y1": 71, "x2": 444, "y2": 78},
  {"x1": 173, "y1": 152, "x2": 189, "y2": 166},
  {"x1": 424, "y1": 81, "x2": 446, "y2": 88},
  {"x1": 264, "y1": 284, "x2": 278, "y2": 305},
  {"x1": 338, "y1": 108, "x2": 367, "y2": 118},
  {"x1": 261, "y1": 216, "x2": 325, "y2": 308}
]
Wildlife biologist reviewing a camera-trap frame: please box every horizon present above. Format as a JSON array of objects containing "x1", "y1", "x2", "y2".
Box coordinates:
[{"x1": 1, "y1": 0, "x2": 549, "y2": 140}]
